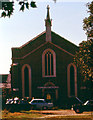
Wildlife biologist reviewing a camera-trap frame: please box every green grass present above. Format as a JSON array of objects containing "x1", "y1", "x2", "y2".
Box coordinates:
[
  {"x1": 2, "y1": 109, "x2": 93, "y2": 120},
  {"x1": 2, "y1": 109, "x2": 45, "y2": 119}
]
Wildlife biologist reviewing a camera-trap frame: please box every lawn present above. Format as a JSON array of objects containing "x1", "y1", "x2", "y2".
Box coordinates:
[
  {"x1": 1, "y1": 109, "x2": 93, "y2": 120},
  {"x1": 2, "y1": 109, "x2": 46, "y2": 119}
]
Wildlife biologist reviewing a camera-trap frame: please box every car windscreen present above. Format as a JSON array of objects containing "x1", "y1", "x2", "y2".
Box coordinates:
[
  {"x1": 31, "y1": 100, "x2": 37, "y2": 103},
  {"x1": 84, "y1": 101, "x2": 89, "y2": 105},
  {"x1": 37, "y1": 100, "x2": 45, "y2": 103}
]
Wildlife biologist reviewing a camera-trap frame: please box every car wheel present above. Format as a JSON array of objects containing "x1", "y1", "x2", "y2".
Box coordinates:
[{"x1": 75, "y1": 108, "x2": 82, "y2": 113}]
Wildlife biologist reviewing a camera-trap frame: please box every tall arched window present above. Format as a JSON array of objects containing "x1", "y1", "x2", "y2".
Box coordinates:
[
  {"x1": 24, "y1": 67, "x2": 29, "y2": 97},
  {"x1": 70, "y1": 66, "x2": 75, "y2": 96},
  {"x1": 42, "y1": 49, "x2": 56, "y2": 77},
  {"x1": 67, "y1": 63, "x2": 77, "y2": 97},
  {"x1": 22, "y1": 64, "x2": 31, "y2": 98}
]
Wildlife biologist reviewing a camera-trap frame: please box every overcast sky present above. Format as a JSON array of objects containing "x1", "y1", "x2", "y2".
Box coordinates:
[{"x1": 0, "y1": 0, "x2": 92, "y2": 74}]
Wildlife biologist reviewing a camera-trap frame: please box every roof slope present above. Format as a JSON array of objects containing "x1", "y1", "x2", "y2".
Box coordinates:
[
  {"x1": 12, "y1": 31, "x2": 46, "y2": 58},
  {"x1": 12, "y1": 31, "x2": 78, "y2": 59},
  {"x1": 51, "y1": 31, "x2": 79, "y2": 55}
]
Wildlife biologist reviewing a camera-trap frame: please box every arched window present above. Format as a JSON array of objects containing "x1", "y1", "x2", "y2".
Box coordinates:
[
  {"x1": 67, "y1": 63, "x2": 77, "y2": 97},
  {"x1": 24, "y1": 67, "x2": 29, "y2": 97},
  {"x1": 70, "y1": 66, "x2": 75, "y2": 96},
  {"x1": 42, "y1": 49, "x2": 56, "y2": 77},
  {"x1": 22, "y1": 64, "x2": 31, "y2": 98}
]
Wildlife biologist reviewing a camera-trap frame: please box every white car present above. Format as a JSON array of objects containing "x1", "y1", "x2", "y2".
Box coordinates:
[{"x1": 29, "y1": 99, "x2": 53, "y2": 110}]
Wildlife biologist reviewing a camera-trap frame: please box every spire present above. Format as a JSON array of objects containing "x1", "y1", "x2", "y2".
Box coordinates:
[
  {"x1": 45, "y1": 5, "x2": 52, "y2": 42},
  {"x1": 46, "y1": 5, "x2": 50, "y2": 21}
]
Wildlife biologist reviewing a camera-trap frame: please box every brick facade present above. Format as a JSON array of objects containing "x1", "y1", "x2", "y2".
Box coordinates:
[{"x1": 11, "y1": 6, "x2": 81, "y2": 106}]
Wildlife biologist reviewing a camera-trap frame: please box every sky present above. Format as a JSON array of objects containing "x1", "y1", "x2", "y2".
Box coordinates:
[{"x1": 0, "y1": 0, "x2": 92, "y2": 74}]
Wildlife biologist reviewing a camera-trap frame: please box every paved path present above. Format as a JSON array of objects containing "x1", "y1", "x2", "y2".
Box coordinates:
[{"x1": 39, "y1": 110, "x2": 93, "y2": 118}]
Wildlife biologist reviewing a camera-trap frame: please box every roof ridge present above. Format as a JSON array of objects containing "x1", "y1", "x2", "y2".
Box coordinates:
[
  {"x1": 51, "y1": 31, "x2": 78, "y2": 47},
  {"x1": 19, "y1": 31, "x2": 46, "y2": 49}
]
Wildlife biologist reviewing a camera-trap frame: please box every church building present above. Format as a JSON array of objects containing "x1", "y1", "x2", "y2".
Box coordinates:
[{"x1": 11, "y1": 6, "x2": 81, "y2": 106}]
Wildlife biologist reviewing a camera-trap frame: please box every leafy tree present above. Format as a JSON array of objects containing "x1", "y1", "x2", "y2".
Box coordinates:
[
  {"x1": 74, "y1": 1, "x2": 93, "y2": 98},
  {"x1": 2, "y1": 86, "x2": 12, "y2": 109},
  {"x1": 0, "y1": 0, "x2": 37, "y2": 17},
  {"x1": 83, "y1": 2, "x2": 93, "y2": 38},
  {"x1": 0, "y1": 0, "x2": 57, "y2": 18}
]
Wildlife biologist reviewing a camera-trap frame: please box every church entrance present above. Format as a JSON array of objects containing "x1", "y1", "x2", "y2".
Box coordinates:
[
  {"x1": 37, "y1": 82, "x2": 59, "y2": 104},
  {"x1": 44, "y1": 88, "x2": 56, "y2": 103},
  {"x1": 39, "y1": 82, "x2": 59, "y2": 105}
]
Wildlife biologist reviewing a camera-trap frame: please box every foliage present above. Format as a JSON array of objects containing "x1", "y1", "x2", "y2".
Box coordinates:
[
  {"x1": 1, "y1": 2, "x2": 14, "y2": 17},
  {"x1": 83, "y1": 1, "x2": 93, "y2": 38},
  {"x1": 2, "y1": 87, "x2": 12, "y2": 100},
  {"x1": 0, "y1": 0, "x2": 37, "y2": 18},
  {"x1": 74, "y1": 2, "x2": 93, "y2": 85},
  {"x1": 0, "y1": 0, "x2": 57, "y2": 18},
  {"x1": 74, "y1": 39, "x2": 93, "y2": 81},
  {"x1": 2, "y1": 87, "x2": 12, "y2": 109}
]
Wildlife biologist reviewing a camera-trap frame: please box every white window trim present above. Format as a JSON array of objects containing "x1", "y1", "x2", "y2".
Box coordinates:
[
  {"x1": 22, "y1": 64, "x2": 31, "y2": 98},
  {"x1": 42, "y1": 48, "x2": 56, "y2": 77}
]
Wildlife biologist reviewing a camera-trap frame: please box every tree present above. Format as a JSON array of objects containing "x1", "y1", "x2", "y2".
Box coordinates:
[
  {"x1": 0, "y1": 0, "x2": 37, "y2": 17},
  {"x1": 0, "y1": 0, "x2": 57, "y2": 18},
  {"x1": 74, "y1": 1, "x2": 93, "y2": 98},
  {"x1": 83, "y1": 2, "x2": 93, "y2": 39}
]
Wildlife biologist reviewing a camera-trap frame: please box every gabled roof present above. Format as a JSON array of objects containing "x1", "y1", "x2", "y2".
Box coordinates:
[
  {"x1": 12, "y1": 31, "x2": 46, "y2": 58},
  {"x1": 51, "y1": 31, "x2": 79, "y2": 55},
  {"x1": 12, "y1": 31, "x2": 78, "y2": 59}
]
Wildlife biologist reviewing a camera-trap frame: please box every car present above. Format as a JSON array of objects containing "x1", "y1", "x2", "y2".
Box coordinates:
[
  {"x1": 66, "y1": 96, "x2": 83, "y2": 109},
  {"x1": 6, "y1": 98, "x2": 14, "y2": 105},
  {"x1": 6, "y1": 98, "x2": 31, "y2": 112},
  {"x1": 73, "y1": 100, "x2": 93, "y2": 113},
  {"x1": 29, "y1": 99, "x2": 53, "y2": 110}
]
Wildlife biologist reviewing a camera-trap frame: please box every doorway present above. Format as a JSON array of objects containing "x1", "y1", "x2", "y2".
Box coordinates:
[
  {"x1": 42, "y1": 82, "x2": 59, "y2": 104},
  {"x1": 44, "y1": 88, "x2": 56, "y2": 103}
]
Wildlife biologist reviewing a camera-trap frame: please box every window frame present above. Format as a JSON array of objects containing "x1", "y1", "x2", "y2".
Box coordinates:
[
  {"x1": 67, "y1": 63, "x2": 77, "y2": 97},
  {"x1": 42, "y1": 48, "x2": 56, "y2": 77}
]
